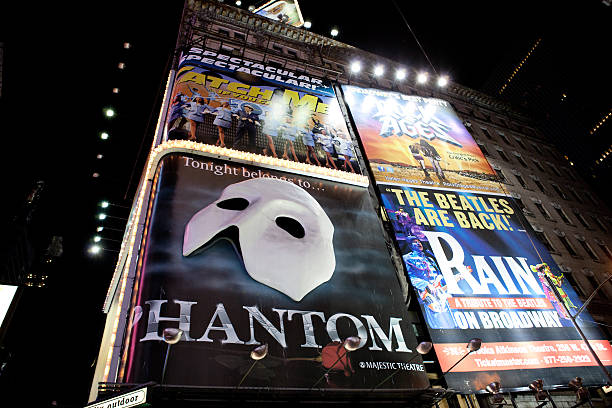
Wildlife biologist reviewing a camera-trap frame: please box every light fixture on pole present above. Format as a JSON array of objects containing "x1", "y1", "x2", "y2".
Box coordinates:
[
  {"x1": 441, "y1": 338, "x2": 481, "y2": 376},
  {"x1": 330, "y1": 28, "x2": 339, "y2": 37},
  {"x1": 437, "y1": 75, "x2": 449, "y2": 87},
  {"x1": 350, "y1": 61, "x2": 361, "y2": 73},
  {"x1": 370, "y1": 341, "x2": 432, "y2": 390},
  {"x1": 395, "y1": 69, "x2": 407, "y2": 80},
  {"x1": 303, "y1": 21, "x2": 312, "y2": 29},
  {"x1": 568, "y1": 377, "x2": 590, "y2": 406},
  {"x1": 161, "y1": 328, "x2": 183, "y2": 384},
  {"x1": 310, "y1": 336, "x2": 361, "y2": 390},
  {"x1": 528, "y1": 379, "x2": 551, "y2": 406},
  {"x1": 417, "y1": 72, "x2": 428, "y2": 84},
  {"x1": 237, "y1": 344, "x2": 268, "y2": 387},
  {"x1": 373, "y1": 65, "x2": 384, "y2": 77},
  {"x1": 486, "y1": 381, "x2": 506, "y2": 405}
]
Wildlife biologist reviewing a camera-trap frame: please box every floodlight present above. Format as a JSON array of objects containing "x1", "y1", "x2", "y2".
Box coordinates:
[
  {"x1": 100, "y1": 201, "x2": 109, "y2": 208},
  {"x1": 104, "y1": 108, "x2": 115, "y2": 118},
  {"x1": 235, "y1": 0, "x2": 241, "y2": 5},
  {"x1": 330, "y1": 28, "x2": 339, "y2": 37},
  {"x1": 395, "y1": 69, "x2": 406, "y2": 80},
  {"x1": 350, "y1": 61, "x2": 361, "y2": 73},
  {"x1": 100, "y1": 132, "x2": 109, "y2": 140},
  {"x1": 93, "y1": 236, "x2": 101, "y2": 243},
  {"x1": 303, "y1": 21, "x2": 312, "y2": 29},
  {"x1": 437, "y1": 75, "x2": 449, "y2": 87},
  {"x1": 417, "y1": 72, "x2": 428, "y2": 84},
  {"x1": 373, "y1": 65, "x2": 384, "y2": 77},
  {"x1": 467, "y1": 338, "x2": 482, "y2": 352},
  {"x1": 97, "y1": 227, "x2": 104, "y2": 232},
  {"x1": 89, "y1": 245, "x2": 101, "y2": 255},
  {"x1": 98, "y1": 213, "x2": 107, "y2": 220}
]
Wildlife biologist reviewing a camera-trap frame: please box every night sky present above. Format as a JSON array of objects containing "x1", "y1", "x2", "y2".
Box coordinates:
[{"x1": 0, "y1": 1, "x2": 609, "y2": 406}]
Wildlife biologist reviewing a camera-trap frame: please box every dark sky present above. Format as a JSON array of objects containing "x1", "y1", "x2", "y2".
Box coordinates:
[{"x1": 0, "y1": 1, "x2": 609, "y2": 406}]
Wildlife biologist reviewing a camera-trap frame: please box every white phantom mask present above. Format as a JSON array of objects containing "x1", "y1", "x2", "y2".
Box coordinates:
[{"x1": 183, "y1": 178, "x2": 335, "y2": 301}]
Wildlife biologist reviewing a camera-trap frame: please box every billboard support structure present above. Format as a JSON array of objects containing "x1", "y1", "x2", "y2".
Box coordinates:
[{"x1": 544, "y1": 274, "x2": 612, "y2": 384}]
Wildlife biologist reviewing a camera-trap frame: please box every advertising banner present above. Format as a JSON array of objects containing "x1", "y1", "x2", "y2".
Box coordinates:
[
  {"x1": 121, "y1": 153, "x2": 428, "y2": 391},
  {"x1": 167, "y1": 48, "x2": 360, "y2": 174},
  {"x1": 380, "y1": 184, "x2": 612, "y2": 391},
  {"x1": 253, "y1": 0, "x2": 305, "y2": 27},
  {"x1": 341, "y1": 86, "x2": 499, "y2": 192}
]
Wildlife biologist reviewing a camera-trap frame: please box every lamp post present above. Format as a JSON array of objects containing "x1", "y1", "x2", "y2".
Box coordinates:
[
  {"x1": 310, "y1": 336, "x2": 361, "y2": 390},
  {"x1": 370, "y1": 341, "x2": 432, "y2": 390},
  {"x1": 568, "y1": 377, "x2": 593, "y2": 408},
  {"x1": 529, "y1": 379, "x2": 557, "y2": 408},
  {"x1": 486, "y1": 381, "x2": 507, "y2": 406},
  {"x1": 439, "y1": 338, "x2": 481, "y2": 379},
  {"x1": 160, "y1": 328, "x2": 183, "y2": 384},
  {"x1": 237, "y1": 344, "x2": 268, "y2": 387}
]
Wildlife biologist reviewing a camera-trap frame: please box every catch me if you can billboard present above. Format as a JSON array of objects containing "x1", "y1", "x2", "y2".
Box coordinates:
[
  {"x1": 341, "y1": 85, "x2": 612, "y2": 392},
  {"x1": 119, "y1": 154, "x2": 428, "y2": 391}
]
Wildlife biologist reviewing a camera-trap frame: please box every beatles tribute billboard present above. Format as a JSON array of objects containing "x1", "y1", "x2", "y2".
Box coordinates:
[{"x1": 120, "y1": 153, "x2": 429, "y2": 391}]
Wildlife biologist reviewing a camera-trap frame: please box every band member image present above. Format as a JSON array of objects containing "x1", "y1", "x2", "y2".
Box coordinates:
[
  {"x1": 403, "y1": 237, "x2": 457, "y2": 329},
  {"x1": 531, "y1": 263, "x2": 577, "y2": 318},
  {"x1": 419, "y1": 139, "x2": 446, "y2": 180},
  {"x1": 391, "y1": 207, "x2": 412, "y2": 237},
  {"x1": 184, "y1": 92, "x2": 211, "y2": 142},
  {"x1": 332, "y1": 131, "x2": 356, "y2": 173},
  {"x1": 410, "y1": 143, "x2": 430, "y2": 178},
  {"x1": 299, "y1": 124, "x2": 321, "y2": 166},
  {"x1": 212, "y1": 101, "x2": 233, "y2": 148},
  {"x1": 232, "y1": 103, "x2": 261, "y2": 153},
  {"x1": 280, "y1": 116, "x2": 299, "y2": 162}
]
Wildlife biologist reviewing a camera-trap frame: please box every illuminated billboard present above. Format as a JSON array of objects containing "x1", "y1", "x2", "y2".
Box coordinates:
[
  {"x1": 119, "y1": 153, "x2": 428, "y2": 391},
  {"x1": 252, "y1": 0, "x2": 305, "y2": 27},
  {"x1": 341, "y1": 86, "x2": 499, "y2": 192},
  {"x1": 167, "y1": 48, "x2": 360, "y2": 174},
  {"x1": 0, "y1": 285, "x2": 18, "y2": 329},
  {"x1": 380, "y1": 184, "x2": 612, "y2": 391}
]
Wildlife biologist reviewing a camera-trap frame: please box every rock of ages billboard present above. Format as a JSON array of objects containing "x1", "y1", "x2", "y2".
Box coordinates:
[
  {"x1": 341, "y1": 86, "x2": 499, "y2": 191},
  {"x1": 380, "y1": 184, "x2": 612, "y2": 391},
  {"x1": 120, "y1": 153, "x2": 429, "y2": 391},
  {"x1": 166, "y1": 47, "x2": 360, "y2": 174}
]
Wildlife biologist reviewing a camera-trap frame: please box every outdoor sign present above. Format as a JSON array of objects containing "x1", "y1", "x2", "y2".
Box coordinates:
[
  {"x1": 379, "y1": 184, "x2": 612, "y2": 391},
  {"x1": 0, "y1": 285, "x2": 18, "y2": 329},
  {"x1": 252, "y1": 0, "x2": 305, "y2": 27},
  {"x1": 166, "y1": 48, "x2": 360, "y2": 174},
  {"x1": 341, "y1": 86, "x2": 499, "y2": 192},
  {"x1": 85, "y1": 386, "x2": 148, "y2": 408},
  {"x1": 120, "y1": 153, "x2": 428, "y2": 391}
]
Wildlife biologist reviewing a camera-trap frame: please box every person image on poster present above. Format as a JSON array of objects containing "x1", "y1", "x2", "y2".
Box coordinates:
[
  {"x1": 232, "y1": 103, "x2": 260, "y2": 152},
  {"x1": 531, "y1": 263, "x2": 578, "y2": 318},
  {"x1": 409, "y1": 143, "x2": 429, "y2": 178},
  {"x1": 393, "y1": 207, "x2": 411, "y2": 237},
  {"x1": 213, "y1": 102, "x2": 232, "y2": 148},
  {"x1": 333, "y1": 131, "x2": 356, "y2": 173},
  {"x1": 280, "y1": 116, "x2": 299, "y2": 162},
  {"x1": 419, "y1": 139, "x2": 445, "y2": 180},
  {"x1": 318, "y1": 128, "x2": 338, "y2": 170},
  {"x1": 184, "y1": 93, "x2": 211, "y2": 142},
  {"x1": 299, "y1": 124, "x2": 321, "y2": 166},
  {"x1": 403, "y1": 237, "x2": 457, "y2": 329}
]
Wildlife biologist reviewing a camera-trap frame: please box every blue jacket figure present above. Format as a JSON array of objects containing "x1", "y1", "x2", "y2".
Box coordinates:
[
  {"x1": 232, "y1": 103, "x2": 261, "y2": 152},
  {"x1": 213, "y1": 102, "x2": 233, "y2": 148}
]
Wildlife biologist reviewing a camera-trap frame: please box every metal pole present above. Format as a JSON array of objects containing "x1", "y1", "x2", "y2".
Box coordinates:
[{"x1": 544, "y1": 275, "x2": 612, "y2": 384}]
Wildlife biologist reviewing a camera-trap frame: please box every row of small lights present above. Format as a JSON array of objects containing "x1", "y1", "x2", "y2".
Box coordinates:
[
  {"x1": 499, "y1": 38, "x2": 541, "y2": 95},
  {"x1": 589, "y1": 110, "x2": 611, "y2": 135},
  {"x1": 231, "y1": 1, "x2": 449, "y2": 87},
  {"x1": 90, "y1": 42, "x2": 131, "y2": 254},
  {"x1": 595, "y1": 143, "x2": 612, "y2": 165}
]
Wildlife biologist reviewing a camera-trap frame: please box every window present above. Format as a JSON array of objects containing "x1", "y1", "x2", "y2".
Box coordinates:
[
  {"x1": 563, "y1": 168, "x2": 577, "y2": 181},
  {"x1": 585, "y1": 192, "x2": 597, "y2": 205},
  {"x1": 532, "y1": 143, "x2": 543, "y2": 155},
  {"x1": 534, "y1": 202, "x2": 553, "y2": 220},
  {"x1": 591, "y1": 216, "x2": 607, "y2": 232},
  {"x1": 481, "y1": 127, "x2": 493, "y2": 140},
  {"x1": 497, "y1": 149, "x2": 509, "y2": 162},
  {"x1": 515, "y1": 154, "x2": 528, "y2": 168},
  {"x1": 585, "y1": 274, "x2": 601, "y2": 294},
  {"x1": 533, "y1": 160, "x2": 546, "y2": 173},
  {"x1": 477, "y1": 143, "x2": 490, "y2": 156},
  {"x1": 578, "y1": 240, "x2": 599, "y2": 261},
  {"x1": 287, "y1": 48, "x2": 298, "y2": 58},
  {"x1": 569, "y1": 188, "x2": 583, "y2": 203},
  {"x1": 551, "y1": 184, "x2": 568, "y2": 200},
  {"x1": 515, "y1": 138, "x2": 526, "y2": 149},
  {"x1": 515, "y1": 174, "x2": 527, "y2": 188},
  {"x1": 553, "y1": 206, "x2": 572, "y2": 224},
  {"x1": 494, "y1": 168, "x2": 507, "y2": 182},
  {"x1": 563, "y1": 272, "x2": 584, "y2": 297},
  {"x1": 499, "y1": 133, "x2": 512, "y2": 145},
  {"x1": 534, "y1": 230, "x2": 555, "y2": 252},
  {"x1": 573, "y1": 210, "x2": 590, "y2": 228},
  {"x1": 272, "y1": 43, "x2": 283, "y2": 52},
  {"x1": 513, "y1": 197, "x2": 527, "y2": 210},
  {"x1": 218, "y1": 28, "x2": 231, "y2": 37},
  {"x1": 533, "y1": 178, "x2": 546, "y2": 194},
  {"x1": 558, "y1": 235, "x2": 578, "y2": 257},
  {"x1": 547, "y1": 163, "x2": 562, "y2": 177},
  {"x1": 234, "y1": 32, "x2": 246, "y2": 41},
  {"x1": 597, "y1": 243, "x2": 612, "y2": 260}
]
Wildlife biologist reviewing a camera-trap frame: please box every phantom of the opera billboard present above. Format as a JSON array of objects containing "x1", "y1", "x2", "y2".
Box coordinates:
[
  {"x1": 166, "y1": 48, "x2": 360, "y2": 174},
  {"x1": 119, "y1": 153, "x2": 429, "y2": 391},
  {"x1": 341, "y1": 86, "x2": 499, "y2": 192},
  {"x1": 381, "y1": 185, "x2": 612, "y2": 391}
]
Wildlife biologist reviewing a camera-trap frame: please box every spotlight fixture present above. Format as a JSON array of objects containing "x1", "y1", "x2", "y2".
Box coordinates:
[
  {"x1": 395, "y1": 69, "x2": 406, "y2": 80},
  {"x1": 330, "y1": 28, "x2": 338, "y2": 37},
  {"x1": 112, "y1": 88, "x2": 120, "y2": 94},
  {"x1": 96, "y1": 154, "x2": 103, "y2": 159},
  {"x1": 123, "y1": 42, "x2": 131, "y2": 49},
  {"x1": 373, "y1": 65, "x2": 384, "y2": 77},
  {"x1": 100, "y1": 132, "x2": 109, "y2": 140},
  {"x1": 467, "y1": 338, "x2": 482, "y2": 352},
  {"x1": 568, "y1": 377, "x2": 589, "y2": 403},
  {"x1": 248, "y1": 5, "x2": 255, "y2": 11},
  {"x1": 303, "y1": 21, "x2": 312, "y2": 29},
  {"x1": 437, "y1": 75, "x2": 449, "y2": 87},
  {"x1": 89, "y1": 245, "x2": 101, "y2": 255},
  {"x1": 529, "y1": 379, "x2": 548, "y2": 401},
  {"x1": 486, "y1": 381, "x2": 505, "y2": 404},
  {"x1": 235, "y1": 0, "x2": 241, "y2": 5},
  {"x1": 93, "y1": 236, "x2": 102, "y2": 243},
  {"x1": 100, "y1": 201, "x2": 110, "y2": 208},
  {"x1": 118, "y1": 62, "x2": 125, "y2": 70},
  {"x1": 97, "y1": 227, "x2": 104, "y2": 232},
  {"x1": 104, "y1": 108, "x2": 115, "y2": 118},
  {"x1": 350, "y1": 61, "x2": 361, "y2": 73},
  {"x1": 98, "y1": 213, "x2": 107, "y2": 220},
  {"x1": 417, "y1": 72, "x2": 428, "y2": 84}
]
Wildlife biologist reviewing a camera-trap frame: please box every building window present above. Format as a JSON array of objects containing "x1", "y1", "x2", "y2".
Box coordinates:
[
  {"x1": 597, "y1": 243, "x2": 612, "y2": 260},
  {"x1": 532, "y1": 143, "x2": 543, "y2": 155},
  {"x1": 497, "y1": 149, "x2": 509, "y2": 162},
  {"x1": 564, "y1": 168, "x2": 577, "y2": 181},
  {"x1": 551, "y1": 184, "x2": 568, "y2": 200},
  {"x1": 515, "y1": 138, "x2": 526, "y2": 149},
  {"x1": 534, "y1": 230, "x2": 555, "y2": 252},
  {"x1": 499, "y1": 132, "x2": 512, "y2": 145},
  {"x1": 573, "y1": 210, "x2": 590, "y2": 228},
  {"x1": 591, "y1": 216, "x2": 607, "y2": 232},
  {"x1": 585, "y1": 192, "x2": 597, "y2": 205},
  {"x1": 553, "y1": 206, "x2": 572, "y2": 225},
  {"x1": 563, "y1": 272, "x2": 584, "y2": 297},
  {"x1": 515, "y1": 174, "x2": 527, "y2": 188},
  {"x1": 515, "y1": 155, "x2": 528, "y2": 168},
  {"x1": 534, "y1": 202, "x2": 553, "y2": 220},
  {"x1": 234, "y1": 32, "x2": 246, "y2": 41},
  {"x1": 218, "y1": 28, "x2": 231, "y2": 37},
  {"x1": 558, "y1": 235, "x2": 578, "y2": 257},
  {"x1": 547, "y1": 163, "x2": 562, "y2": 177},
  {"x1": 585, "y1": 274, "x2": 601, "y2": 294},
  {"x1": 481, "y1": 127, "x2": 493, "y2": 140},
  {"x1": 272, "y1": 43, "x2": 283, "y2": 52},
  {"x1": 477, "y1": 143, "x2": 490, "y2": 156},
  {"x1": 287, "y1": 48, "x2": 298, "y2": 58},
  {"x1": 513, "y1": 197, "x2": 527, "y2": 211},
  {"x1": 533, "y1": 160, "x2": 546, "y2": 173},
  {"x1": 569, "y1": 188, "x2": 583, "y2": 203},
  {"x1": 578, "y1": 240, "x2": 599, "y2": 261},
  {"x1": 494, "y1": 168, "x2": 507, "y2": 182},
  {"x1": 533, "y1": 178, "x2": 546, "y2": 194}
]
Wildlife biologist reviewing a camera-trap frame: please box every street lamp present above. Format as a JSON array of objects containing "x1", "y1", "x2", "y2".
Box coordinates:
[
  {"x1": 568, "y1": 377, "x2": 591, "y2": 406},
  {"x1": 161, "y1": 328, "x2": 183, "y2": 384},
  {"x1": 237, "y1": 344, "x2": 268, "y2": 387},
  {"x1": 529, "y1": 379, "x2": 551, "y2": 404},
  {"x1": 370, "y1": 341, "x2": 432, "y2": 390},
  {"x1": 486, "y1": 381, "x2": 506, "y2": 405},
  {"x1": 442, "y1": 338, "x2": 481, "y2": 376}
]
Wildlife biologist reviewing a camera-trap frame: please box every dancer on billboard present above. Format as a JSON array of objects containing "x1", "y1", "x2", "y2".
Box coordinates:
[
  {"x1": 531, "y1": 263, "x2": 578, "y2": 319},
  {"x1": 299, "y1": 124, "x2": 321, "y2": 166},
  {"x1": 280, "y1": 116, "x2": 299, "y2": 162},
  {"x1": 213, "y1": 102, "x2": 232, "y2": 148},
  {"x1": 232, "y1": 103, "x2": 261, "y2": 153}
]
